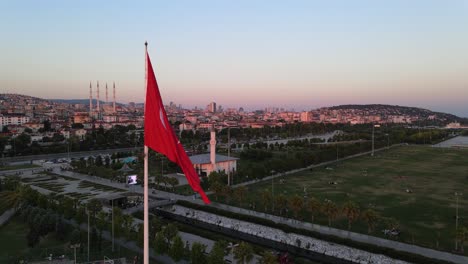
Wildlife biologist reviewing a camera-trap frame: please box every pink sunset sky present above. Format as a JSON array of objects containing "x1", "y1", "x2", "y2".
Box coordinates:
[{"x1": 1, "y1": 1, "x2": 467, "y2": 116}]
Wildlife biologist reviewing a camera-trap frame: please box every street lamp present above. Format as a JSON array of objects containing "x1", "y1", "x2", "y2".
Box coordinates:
[
  {"x1": 228, "y1": 127, "x2": 231, "y2": 186},
  {"x1": 112, "y1": 199, "x2": 114, "y2": 252},
  {"x1": 271, "y1": 170, "x2": 275, "y2": 212},
  {"x1": 85, "y1": 205, "x2": 90, "y2": 262},
  {"x1": 70, "y1": 243, "x2": 80, "y2": 264},
  {"x1": 371, "y1": 124, "x2": 380, "y2": 156},
  {"x1": 384, "y1": 133, "x2": 389, "y2": 149},
  {"x1": 455, "y1": 192, "x2": 462, "y2": 251},
  {"x1": 67, "y1": 138, "x2": 71, "y2": 160},
  {"x1": 336, "y1": 143, "x2": 339, "y2": 162}
]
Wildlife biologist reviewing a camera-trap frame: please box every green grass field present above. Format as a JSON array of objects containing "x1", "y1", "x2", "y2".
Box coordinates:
[{"x1": 225, "y1": 145, "x2": 468, "y2": 253}]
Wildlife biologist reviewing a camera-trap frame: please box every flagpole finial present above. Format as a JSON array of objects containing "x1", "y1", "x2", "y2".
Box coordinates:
[{"x1": 145, "y1": 41, "x2": 148, "y2": 47}]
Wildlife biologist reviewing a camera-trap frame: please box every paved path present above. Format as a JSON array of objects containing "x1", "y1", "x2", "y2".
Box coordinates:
[
  {"x1": 0, "y1": 209, "x2": 15, "y2": 226},
  {"x1": 2, "y1": 147, "x2": 141, "y2": 164},
  {"x1": 189, "y1": 200, "x2": 468, "y2": 264}
]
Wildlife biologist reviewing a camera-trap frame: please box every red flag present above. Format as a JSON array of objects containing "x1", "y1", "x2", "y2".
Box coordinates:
[{"x1": 144, "y1": 52, "x2": 210, "y2": 204}]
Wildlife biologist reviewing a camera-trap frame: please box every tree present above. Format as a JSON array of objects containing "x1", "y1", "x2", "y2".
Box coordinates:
[
  {"x1": 288, "y1": 195, "x2": 304, "y2": 219},
  {"x1": 342, "y1": 201, "x2": 360, "y2": 230},
  {"x1": 55, "y1": 218, "x2": 70, "y2": 241},
  {"x1": 233, "y1": 241, "x2": 254, "y2": 264},
  {"x1": 136, "y1": 224, "x2": 144, "y2": 248},
  {"x1": 167, "y1": 177, "x2": 179, "y2": 191},
  {"x1": 234, "y1": 186, "x2": 247, "y2": 206},
  {"x1": 72, "y1": 123, "x2": 84, "y2": 129},
  {"x1": 112, "y1": 207, "x2": 124, "y2": 237},
  {"x1": 191, "y1": 242, "x2": 207, "y2": 264},
  {"x1": 208, "y1": 240, "x2": 227, "y2": 264},
  {"x1": 86, "y1": 199, "x2": 103, "y2": 223},
  {"x1": 27, "y1": 227, "x2": 40, "y2": 247},
  {"x1": 222, "y1": 185, "x2": 233, "y2": 204},
  {"x1": 95, "y1": 155, "x2": 103, "y2": 167},
  {"x1": 307, "y1": 197, "x2": 321, "y2": 223},
  {"x1": 211, "y1": 182, "x2": 224, "y2": 201},
  {"x1": 104, "y1": 156, "x2": 111, "y2": 168},
  {"x1": 162, "y1": 223, "x2": 178, "y2": 243},
  {"x1": 70, "y1": 229, "x2": 81, "y2": 246},
  {"x1": 13, "y1": 133, "x2": 31, "y2": 154},
  {"x1": 122, "y1": 214, "x2": 134, "y2": 236},
  {"x1": 0, "y1": 184, "x2": 34, "y2": 211},
  {"x1": 456, "y1": 226, "x2": 468, "y2": 253},
  {"x1": 322, "y1": 201, "x2": 339, "y2": 227},
  {"x1": 169, "y1": 235, "x2": 184, "y2": 262},
  {"x1": 260, "y1": 251, "x2": 278, "y2": 264},
  {"x1": 275, "y1": 194, "x2": 287, "y2": 216},
  {"x1": 361, "y1": 209, "x2": 379, "y2": 234},
  {"x1": 150, "y1": 216, "x2": 163, "y2": 240},
  {"x1": 154, "y1": 232, "x2": 168, "y2": 255},
  {"x1": 261, "y1": 189, "x2": 271, "y2": 212},
  {"x1": 0, "y1": 136, "x2": 8, "y2": 154}
]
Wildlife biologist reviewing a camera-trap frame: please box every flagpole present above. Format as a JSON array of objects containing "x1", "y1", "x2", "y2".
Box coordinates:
[{"x1": 143, "y1": 41, "x2": 150, "y2": 264}]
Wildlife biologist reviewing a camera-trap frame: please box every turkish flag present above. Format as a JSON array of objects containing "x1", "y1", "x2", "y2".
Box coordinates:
[{"x1": 144, "y1": 52, "x2": 210, "y2": 204}]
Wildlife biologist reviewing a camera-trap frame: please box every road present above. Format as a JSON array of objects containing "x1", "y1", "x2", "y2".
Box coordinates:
[{"x1": 1, "y1": 147, "x2": 142, "y2": 164}]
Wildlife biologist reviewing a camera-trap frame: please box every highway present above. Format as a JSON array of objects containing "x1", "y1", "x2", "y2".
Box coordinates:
[{"x1": 1, "y1": 147, "x2": 143, "y2": 163}]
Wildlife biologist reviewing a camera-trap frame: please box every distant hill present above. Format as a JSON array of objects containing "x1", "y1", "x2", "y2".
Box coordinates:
[{"x1": 328, "y1": 104, "x2": 468, "y2": 124}]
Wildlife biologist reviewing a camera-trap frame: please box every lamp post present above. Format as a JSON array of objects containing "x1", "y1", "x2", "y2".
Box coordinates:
[
  {"x1": 371, "y1": 124, "x2": 380, "y2": 156},
  {"x1": 67, "y1": 138, "x2": 71, "y2": 160},
  {"x1": 271, "y1": 170, "x2": 275, "y2": 212},
  {"x1": 385, "y1": 133, "x2": 389, "y2": 149},
  {"x1": 455, "y1": 192, "x2": 462, "y2": 251},
  {"x1": 272, "y1": 176, "x2": 274, "y2": 212},
  {"x1": 70, "y1": 244, "x2": 80, "y2": 264},
  {"x1": 336, "y1": 143, "x2": 339, "y2": 162},
  {"x1": 87, "y1": 206, "x2": 90, "y2": 262},
  {"x1": 228, "y1": 127, "x2": 231, "y2": 186},
  {"x1": 112, "y1": 199, "x2": 114, "y2": 252}
]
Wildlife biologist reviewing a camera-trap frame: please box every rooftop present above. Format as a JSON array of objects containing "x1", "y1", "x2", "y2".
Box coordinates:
[{"x1": 189, "y1": 154, "x2": 238, "y2": 165}]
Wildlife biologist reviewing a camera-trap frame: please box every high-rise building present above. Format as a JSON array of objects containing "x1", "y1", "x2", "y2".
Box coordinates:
[{"x1": 207, "y1": 102, "x2": 216, "y2": 113}]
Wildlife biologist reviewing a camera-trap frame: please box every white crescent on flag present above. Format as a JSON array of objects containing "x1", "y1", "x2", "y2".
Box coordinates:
[{"x1": 160, "y1": 108, "x2": 167, "y2": 130}]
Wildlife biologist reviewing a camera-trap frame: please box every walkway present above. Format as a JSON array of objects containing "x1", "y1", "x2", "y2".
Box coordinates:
[
  {"x1": 189, "y1": 200, "x2": 468, "y2": 264},
  {"x1": 0, "y1": 209, "x2": 15, "y2": 226}
]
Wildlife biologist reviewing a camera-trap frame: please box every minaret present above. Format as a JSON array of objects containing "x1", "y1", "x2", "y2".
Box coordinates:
[
  {"x1": 89, "y1": 82, "x2": 93, "y2": 115},
  {"x1": 96, "y1": 81, "x2": 100, "y2": 114},
  {"x1": 105, "y1": 83, "x2": 108, "y2": 105},
  {"x1": 210, "y1": 128, "x2": 216, "y2": 168},
  {"x1": 113, "y1": 82, "x2": 116, "y2": 113}
]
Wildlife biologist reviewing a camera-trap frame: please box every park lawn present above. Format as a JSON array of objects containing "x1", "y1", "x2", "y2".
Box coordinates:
[{"x1": 217, "y1": 145, "x2": 468, "y2": 253}]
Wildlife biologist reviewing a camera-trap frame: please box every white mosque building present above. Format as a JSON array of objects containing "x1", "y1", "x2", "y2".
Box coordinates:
[{"x1": 189, "y1": 129, "x2": 238, "y2": 177}]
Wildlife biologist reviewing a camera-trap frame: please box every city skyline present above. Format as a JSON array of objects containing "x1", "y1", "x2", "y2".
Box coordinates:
[{"x1": 1, "y1": 1, "x2": 468, "y2": 116}]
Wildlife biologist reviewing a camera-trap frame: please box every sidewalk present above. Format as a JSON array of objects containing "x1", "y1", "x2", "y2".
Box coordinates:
[{"x1": 190, "y1": 199, "x2": 468, "y2": 264}]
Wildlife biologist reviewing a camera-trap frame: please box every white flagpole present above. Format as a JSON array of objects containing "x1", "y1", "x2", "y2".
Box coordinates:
[{"x1": 143, "y1": 41, "x2": 150, "y2": 264}]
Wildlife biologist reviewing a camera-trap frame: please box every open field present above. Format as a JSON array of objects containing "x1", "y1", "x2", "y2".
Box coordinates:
[{"x1": 224, "y1": 145, "x2": 468, "y2": 253}]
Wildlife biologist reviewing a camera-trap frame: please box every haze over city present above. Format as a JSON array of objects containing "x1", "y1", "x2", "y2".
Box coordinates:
[{"x1": 1, "y1": 0, "x2": 468, "y2": 117}]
